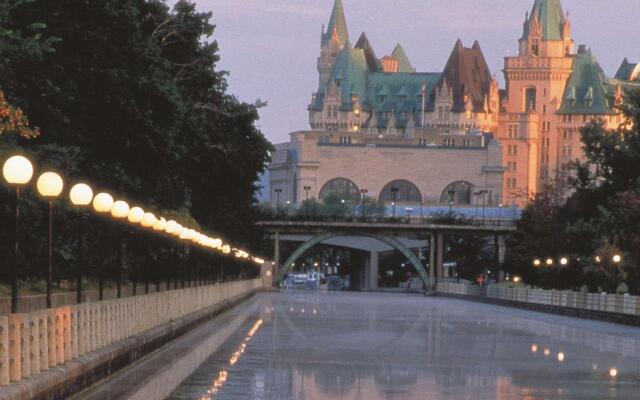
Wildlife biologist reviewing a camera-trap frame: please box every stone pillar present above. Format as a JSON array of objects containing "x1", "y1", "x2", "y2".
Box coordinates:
[
  {"x1": 93, "y1": 304, "x2": 101, "y2": 352},
  {"x1": 8, "y1": 314, "x2": 21, "y2": 382},
  {"x1": 429, "y1": 235, "x2": 436, "y2": 285},
  {"x1": 497, "y1": 234, "x2": 507, "y2": 264},
  {"x1": 37, "y1": 311, "x2": 48, "y2": 372},
  {"x1": 62, "y1": 307, "x2": 71, "y2": 362},
  {"x1": 28, "y1": 314, "x2": 39, "y2": 376},
  {"x1": 70, "y1": 306, "x2": 78, "y2": 359},
  {"x1": 77, "y1": 305, "x2": 86, "y2": 357},
  {"x1": 55, "y1": 309, "x2": 64, "y2": 364},
  {"x1": 274, "y1": 231, "x2": 280, "y2": 280},
  {"x1": 368, "y1": 252, "x2": 379, "y2": 290},
  {"x1": 18, "y1": 314, "x2": 29, "y2": 379},
  {"x1": 436, "y1": 233, "x2": 444, "y2": 282},
  {"x1": 0, "y1": 316, "x2": 9, "y2": 386}
]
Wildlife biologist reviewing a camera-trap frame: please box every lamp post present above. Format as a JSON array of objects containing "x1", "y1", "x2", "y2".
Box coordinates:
[
  {"x1": 2, "y1": 155, "x2": 34, "y2": 313},
  {"x1": 127, "y1": 206, "x2": 144, "y2": 295},
  {"x1": 93, "y1": 192, "x2": 114, "y2": 300},
  {"x1": 111, "y1": 200, "x2": 130, "y2": 298},
  {"x1": 141, "y1": 212, "x2": 157, "y2": 294},
  {"x1": 391, "y1": 187, "x2": 399, "y2": 218},
  {"x1": 498, "y1": 203, "x2": 503, "y2": 226},
  {"x1": 360, "y1": 189, "x2": 368, "y2": 221},
  {"x1": 275, "y1": 188, "x2": 282, "y2": 217},
  {"x1": 36, "y1": 172, "x2": 64, "y2": 309},
  {"x1": 69, "y1": 183, "x2": 94, "y2": 304}
]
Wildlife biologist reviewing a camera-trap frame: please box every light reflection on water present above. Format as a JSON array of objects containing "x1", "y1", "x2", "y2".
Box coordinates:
[{"x1": 165, "y1": 292, "x2": 640, "y2": 400}]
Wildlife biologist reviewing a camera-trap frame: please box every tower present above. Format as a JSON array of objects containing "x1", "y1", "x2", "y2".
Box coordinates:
[
  {"x1": 500, "y1": 0, "x2": 575, "y2": 204},
  {"x1": 317, "y1": 0, "x2": 349, "y2": 88}
]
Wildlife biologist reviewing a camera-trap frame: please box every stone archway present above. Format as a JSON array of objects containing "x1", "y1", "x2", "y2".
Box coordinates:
[{"x1": 277, "y1": 232, "x2": 430, "y2": 289}]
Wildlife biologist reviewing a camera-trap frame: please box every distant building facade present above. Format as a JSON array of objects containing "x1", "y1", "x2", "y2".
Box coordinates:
[{"x1": 269, "y1": 0, "x2": 625, "y2": 208}]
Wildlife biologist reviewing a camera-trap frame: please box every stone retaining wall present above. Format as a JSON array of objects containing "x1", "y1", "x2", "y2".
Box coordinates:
[
  {"x1": 0, "y1": 279, "x2": 262, "y2": 398},
  {"x1": 437, "y1": 282, "x2": 640, "y2": 326}
]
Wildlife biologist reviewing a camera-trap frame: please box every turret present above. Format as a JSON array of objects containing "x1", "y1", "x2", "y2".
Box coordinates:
[
  {"x1": 519, "y1": 0, "x2": 570, "y2": 58},
  {"x1": 317, "y1": 0, "x2": 350, "y2": 88}
]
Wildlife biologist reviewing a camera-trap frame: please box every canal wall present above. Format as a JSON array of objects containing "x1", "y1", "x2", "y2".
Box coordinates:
[
  {"x1": 436, "y1": 282, "x2": 640, "y2": 327},
  {"x1": 0, "y1": 279, "x2": 264, "y2": 400}
]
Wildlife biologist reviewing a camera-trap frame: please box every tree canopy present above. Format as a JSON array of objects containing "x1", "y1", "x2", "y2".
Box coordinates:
[{"x1": 0, "y1": 0, "x2": 272, "y2": 286}]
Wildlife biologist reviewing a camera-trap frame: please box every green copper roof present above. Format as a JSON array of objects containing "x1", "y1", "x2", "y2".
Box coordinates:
[
  {"x1": 322, "y1": 0, "x2": 349, "y2": 47},
  {"x1": 365, "y1": 73, "x2": 441, "y2": 128},
  {"x1": 557, "y1": 48, "x2": 615, "y2": 115},
  {"x1": 392, "y1": 44, "x2": 415, "y2": 73},
  {"x1": 523, "y1": 0, "x2": 565, "y2": 41},
  {"x1": 329, "y1": 43, "x2": 368, "y2": 108}
]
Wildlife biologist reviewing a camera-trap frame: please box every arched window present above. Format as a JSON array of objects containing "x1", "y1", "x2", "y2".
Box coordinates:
[
  {"x1": 440, "y1": 181, "x2": 473, "y2": 205},
  {"x1": 319, "y1": 178, "x2": 360, "y2": 202},
  {"x1": 379, "y1": 180, "x2": 422, "y2": 204}
]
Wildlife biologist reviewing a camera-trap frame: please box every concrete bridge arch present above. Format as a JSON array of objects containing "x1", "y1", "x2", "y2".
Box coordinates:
[{"x1": 277, "y1": 232, "x2": 430, "y2": 289}]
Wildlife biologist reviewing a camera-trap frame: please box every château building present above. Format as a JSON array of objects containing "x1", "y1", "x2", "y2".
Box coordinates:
[{"x1": 269, "y1": 0, "x2": 625, "y2": 208}]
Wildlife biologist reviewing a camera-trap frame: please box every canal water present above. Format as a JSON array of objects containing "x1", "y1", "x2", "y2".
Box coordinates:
[{"x1": 75, "y1": 291, "x2": 640, "y2": 400}]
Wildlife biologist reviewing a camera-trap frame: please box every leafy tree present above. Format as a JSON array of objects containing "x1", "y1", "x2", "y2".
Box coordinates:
[{"x1": 0, "y1": 0, "x2": 270, "y2": 290}]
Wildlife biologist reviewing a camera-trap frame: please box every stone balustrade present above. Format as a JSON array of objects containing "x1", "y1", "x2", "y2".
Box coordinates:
[
  {"x1": 0, "y1": 279, "x2": 262, "y2": 387},
  {"x1": 437, "y1": 282, "x2": 640, "y2": 318}
]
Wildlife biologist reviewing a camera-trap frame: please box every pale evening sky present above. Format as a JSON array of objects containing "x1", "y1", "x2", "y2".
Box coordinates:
[{"x1": 185, "y1": 0, "x2": 639, "y2": 144}]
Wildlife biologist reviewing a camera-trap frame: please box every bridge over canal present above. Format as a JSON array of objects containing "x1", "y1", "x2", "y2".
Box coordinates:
[{"x1": 257, "y1": 219, "x2": 517, "y2": 290}]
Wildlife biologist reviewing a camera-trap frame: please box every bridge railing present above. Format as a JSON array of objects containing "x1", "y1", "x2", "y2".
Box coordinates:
[
  {"x1": 263, "y1": 215, "x2": 517, "y2": 228},
  {"x1": 0, "y1": 279, "x2": 262, "y2": 387}
]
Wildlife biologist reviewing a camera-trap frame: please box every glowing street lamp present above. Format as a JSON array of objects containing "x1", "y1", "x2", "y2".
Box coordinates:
[
  {"x1": 2, "y1": 155, "x2": 34, "y2": 313},
  {"x1": 153, "y1": 217, "x2": 167, "y2": 231},
  {"x1": 533, "y1": 259, "x2": 541, "y2": 267},
  {"x1": 612, "y1": 254, "x2": 622, "y2": 264},
  {"x1": 37, "y1": 171, "x2": 65, "y2": 309},
  {"x1": 69, "y1": 183, "x2": 94, "y2": 304},
  {"x1": 93, "y1": 192, "x2": 114, "y2": 213},
  {"x1": 111, "y1": 200, "x2": 130, "y2": 219},
  {"x1": 127, "y1": 206, "x2": 144, "y2": 224},
  {"x1": 560, "y1": 257, "x2": 569, "y2": 266},
  {"x1": 545, "y1": 258, "x2": 554, "y2": 266},
  {"x1": 141, "y1": 212, "x2": 157, "y2": 228}
]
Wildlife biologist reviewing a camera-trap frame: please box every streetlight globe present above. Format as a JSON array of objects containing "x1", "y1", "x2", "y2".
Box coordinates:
[
  {"x1": 111, "y1": 200, "x2": 130, "y2": 219},
  {"x1": 165, "y1": 220, "x2": 178, "y2": 234},
  {"x1": 2, "y1": 155, "x2": 34, "y2": 185},
  {"x1": 36, "y1": 172, "x2": 64, "y2": 198},
  {"x1": 560, "y1": 257, "x2": 568, "y2": 266},
  {"x1": 70, "y1": 183, "x2": 94, "y2": 206},
  {"x1": 545, "y1": 258, "x2": 554, "y2": 266},
  {"x1": 173, "y1": 225, "x2": 185, "y2": 237},
  {"x1": 93, "y1": 193, "x2": 114, "y2": 213},
  {"x1": 127, "y1": 206, "x2": 145, "y2": 223},
  {"x1": 613, "y1": 254, "x2": 622, "y2": 263},
  {"x1": 533, "y1": 259, "x2": 541, "y2": 267},
  {"x1": 141, "y1": 212, "x2": 157, "y2": 228},
  {"x1": 153, "y1": 217, "x2": 167, "y2": 231}
]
